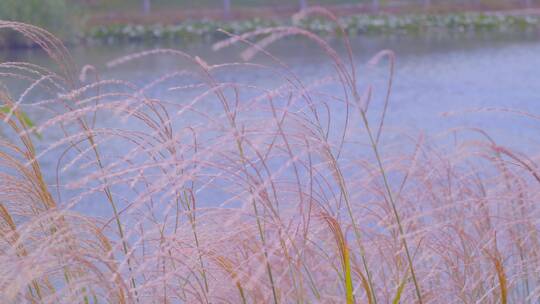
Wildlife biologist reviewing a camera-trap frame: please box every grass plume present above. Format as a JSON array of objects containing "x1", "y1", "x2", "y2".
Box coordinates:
[{"x1": 0, "y1": 9, "x2": 539, "y2": 303}]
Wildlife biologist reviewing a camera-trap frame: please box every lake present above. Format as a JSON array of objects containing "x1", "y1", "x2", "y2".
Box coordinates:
[{"x1": 1, "y1": 31, "x2": 539, "y2": 215}]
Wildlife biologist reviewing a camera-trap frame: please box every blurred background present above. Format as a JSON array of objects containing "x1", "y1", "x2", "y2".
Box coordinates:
[{"x1": 0, "y1": 0, "x2": 539, "y2": 47}]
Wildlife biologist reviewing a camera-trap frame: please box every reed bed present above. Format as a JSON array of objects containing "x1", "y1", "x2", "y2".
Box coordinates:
[{"x1": 0, "y1": 8, "x2": 539, "y2": 303}]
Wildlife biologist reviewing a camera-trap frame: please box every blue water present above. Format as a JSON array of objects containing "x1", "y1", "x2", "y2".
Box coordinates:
[{"x1": 1, "y1": 31, "x2": 539, "y2": 216}]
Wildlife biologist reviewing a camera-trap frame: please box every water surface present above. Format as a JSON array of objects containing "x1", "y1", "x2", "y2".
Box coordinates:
[{"x1": 1, "y1": 32, "x2": 539, "y2": 214}]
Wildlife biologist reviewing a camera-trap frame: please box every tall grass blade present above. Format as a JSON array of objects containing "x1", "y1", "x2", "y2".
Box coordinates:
[{"x1": 322, "y1": 213, "x2": 355, "y2": 304}]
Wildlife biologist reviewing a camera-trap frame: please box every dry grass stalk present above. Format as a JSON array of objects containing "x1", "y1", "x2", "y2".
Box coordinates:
[{"x1": 0, "y1": 9, "x2": 539, "y2": 303}]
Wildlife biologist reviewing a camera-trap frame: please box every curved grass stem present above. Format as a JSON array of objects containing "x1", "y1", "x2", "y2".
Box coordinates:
[{"x1": 357, "y1": 108, "x2": 423, "y2": 303}]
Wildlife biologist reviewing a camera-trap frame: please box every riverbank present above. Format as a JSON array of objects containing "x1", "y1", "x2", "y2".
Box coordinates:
[
  {"x1": 84, "y1": 12, "x2": 540, "y2": 45},
  {"x1": 2, "y1": 2, "x2": 540, "y2": 49}
]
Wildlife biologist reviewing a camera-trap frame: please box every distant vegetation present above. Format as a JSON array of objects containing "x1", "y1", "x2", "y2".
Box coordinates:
[
  {"x1": 0, "y1": 0, "x2": 72, "y2": 47},
  {"x1": 79, "y1": 0, "x2": 533, "y2": 15},
  {"x1": 0, "y1": 0, "x2": 537, "y2": 47},
  {"x1": 86, "y1": 13, "x2": 540, "y2": 44},
  {"x1": 80, "y1": 0, "x2": 528, "y2": 11}
]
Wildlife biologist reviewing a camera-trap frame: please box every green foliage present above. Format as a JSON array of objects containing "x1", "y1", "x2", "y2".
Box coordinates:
[
  {"x1": 0, "y1": 0, "x2": 67, "y2": 29},
  {"x1": 391, "y1": 277, "x2": 407, "y2": 304},
  {"x1": 0, "y1": 0, "x2": 71, "y2": 47},
  {"x1": 0, "y1": 106, "x2": 42, "y2": 139},
  {"x1": 85, "y1": 13, "x2": 540, "y2": 44}
]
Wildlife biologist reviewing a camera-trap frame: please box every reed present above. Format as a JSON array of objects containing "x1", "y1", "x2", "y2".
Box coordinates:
[{"x1": 1, "y1": 8, "x2": 539, "y2": 303}]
